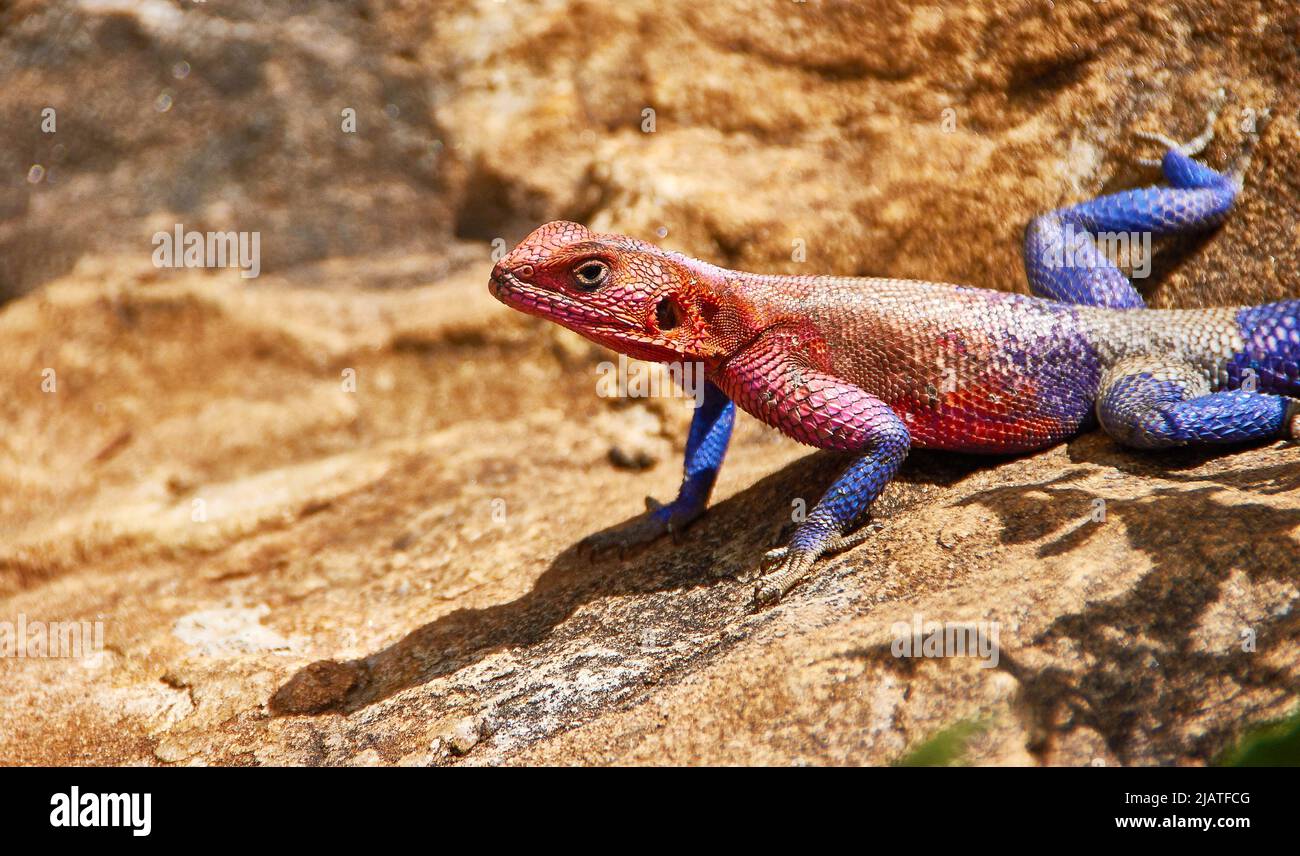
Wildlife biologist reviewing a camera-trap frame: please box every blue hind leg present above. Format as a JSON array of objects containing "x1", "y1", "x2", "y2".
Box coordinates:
[
  {"x1": 1098, "y1": 357, "x2": 1297, "y2": 449},
  {"x1": 1226, "y1": 301, "x2": 1300, "y2": 397},
  {"x1": 1024, "y1": 107, "x2": 1238, "y2": 309}
]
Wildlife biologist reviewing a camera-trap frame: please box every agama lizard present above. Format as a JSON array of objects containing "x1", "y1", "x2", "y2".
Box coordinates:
[{"x1": 489, "y1": 108, "x2": 1297, "y2": 605}]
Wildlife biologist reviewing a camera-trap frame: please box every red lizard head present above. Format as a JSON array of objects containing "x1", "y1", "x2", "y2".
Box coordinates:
[{"x1": 489, "y1": 221, "x2": 731, "y2": 363}]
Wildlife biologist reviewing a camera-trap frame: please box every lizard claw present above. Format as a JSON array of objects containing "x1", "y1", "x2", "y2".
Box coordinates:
[
  {"x1": 751, "y1": 547, "x2": 818, "y2": 607},
  {"x1": 747, "y1": 519, "x2": 882, "y2": 606},
  {"x1": 1133, "y1": 88, "x2": 1225, "y2": 168},
  {"x1": 580, "y1": 513, "x2": 669, "y2": 559},
  {"x1": 579, "y1": 496, "x2": 698, "y2": 559},
  {"x1": 641, "y1": 496, "x2": 689, "y2": 544},
  {"x1": 1226, "y1": 105, "x2": 1273, "y2": 187},
  {"x1": 737, "y1": 546, "x2": 787, "y2": 584}
]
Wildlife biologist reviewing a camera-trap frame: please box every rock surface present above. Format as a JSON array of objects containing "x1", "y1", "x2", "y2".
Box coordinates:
[{"x1": 1, "y1": 0, "x2": 1297, "y2": 766}]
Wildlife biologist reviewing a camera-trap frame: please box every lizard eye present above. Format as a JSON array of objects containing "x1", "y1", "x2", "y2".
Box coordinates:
[{"x1": 572, "y1": 260, "x2": 609, "y2": 291}]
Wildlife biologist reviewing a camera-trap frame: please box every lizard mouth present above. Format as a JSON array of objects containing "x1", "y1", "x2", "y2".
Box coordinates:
[
  {"x1": 490, "y1": 270, "x2": 691, "y2": 361},
  {"x1": 489, "y1": 270, "x2": 623, "y2": 331}
]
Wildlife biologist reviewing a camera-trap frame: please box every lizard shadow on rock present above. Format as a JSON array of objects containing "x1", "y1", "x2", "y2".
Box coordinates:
[
  {"x1": 840, "y1": 455, "x2": 1300, "y2": 763},
  {"x1": 1066, "y1": 430, "x2": 1300, "y2": 495},
  {"x1": 269, "y1": 446, "x2": 990, "y2": 716},
  {"x1": 948, "y1": 439, "x2": 1300, "y2": 763}
]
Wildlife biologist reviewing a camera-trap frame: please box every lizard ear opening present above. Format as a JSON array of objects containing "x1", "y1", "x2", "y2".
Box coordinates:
[
  {"x1": 655, "y1": 296, "x2": 683, "y2": 331},
  {"x1": 698, "y1": 298, "x2": 719, "y2": 324}
]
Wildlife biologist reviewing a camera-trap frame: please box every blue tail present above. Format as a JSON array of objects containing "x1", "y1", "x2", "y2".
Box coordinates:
[{"x1": 1024, "y1": 149, "x2": 1237, "y2": 310}]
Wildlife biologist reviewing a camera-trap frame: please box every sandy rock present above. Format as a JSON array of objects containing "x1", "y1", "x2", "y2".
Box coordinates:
[{"x1": 0, "y1": 0, "x2": 1297, "y2": 766}]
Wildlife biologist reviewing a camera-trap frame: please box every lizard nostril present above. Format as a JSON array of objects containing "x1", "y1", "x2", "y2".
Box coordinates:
[{"x1": 512, "y1": 264, "x2": 534, "y2": 279}]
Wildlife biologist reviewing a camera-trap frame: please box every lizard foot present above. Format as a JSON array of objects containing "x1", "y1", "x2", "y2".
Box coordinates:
[
  {"x1": 579, "y1": 496, "x2": 695, "y2": 558},
  {"x1": 751, "y1": 547, "x2": 818, "y2": 606},
  {"x1": 748, "y1": 521, "x2": 881, "y2": 606},
  {"x1": 1132, "y1": 87, "x2": 1225, "y2": 168},
  {"x1": 1226, "y1": 103, "x2": 1273, "y2": 186}
]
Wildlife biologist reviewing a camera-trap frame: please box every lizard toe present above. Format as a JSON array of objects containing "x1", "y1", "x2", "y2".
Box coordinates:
[
  {"x1": 750, "y1": 548, "x2": 817, "y2": 607},
  {"x1": 738, "y1": 546, "x2": 787, "y2": 583},
  {"x1": 1284, "y1": 399, "x2": 1300, "y2": 441},
  {"x1": 752, "y1": 579, "x2": 785, "y2": 607},
  {"x1": 748, "y1": 519, "x2": 879, "y2": 605},
  {"x1": 579, "y1": 513, "x2": 670, "y2": 559}
]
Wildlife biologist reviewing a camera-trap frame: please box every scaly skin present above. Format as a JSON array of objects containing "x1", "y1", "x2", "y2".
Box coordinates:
[{"x1": 489, "y1": 116, "x2": 1299, "y2": 605}]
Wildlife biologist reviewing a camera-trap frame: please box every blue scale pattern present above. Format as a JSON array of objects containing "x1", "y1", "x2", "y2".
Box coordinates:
[
  {"x1": 1099, "y1": 373, "x2": 1288, "y2": 448},
  {"x1": 1023, "y1": 149, "x2": 1237, "y2": 310},
  {"x1": 651, "y1": 380, "x2": 735, "y2": 526},
  {"x1": 1225, "y1": 301, "x2": 1300, "y2": 396},
  {"x1": 787, "y1": 423, "x2": 910, "y2": 555}
]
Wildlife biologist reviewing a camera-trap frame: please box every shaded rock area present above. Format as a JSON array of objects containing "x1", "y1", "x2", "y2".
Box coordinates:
[{"x1": 1, "y1": 0, "x2": 1297, "y2": 765}]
